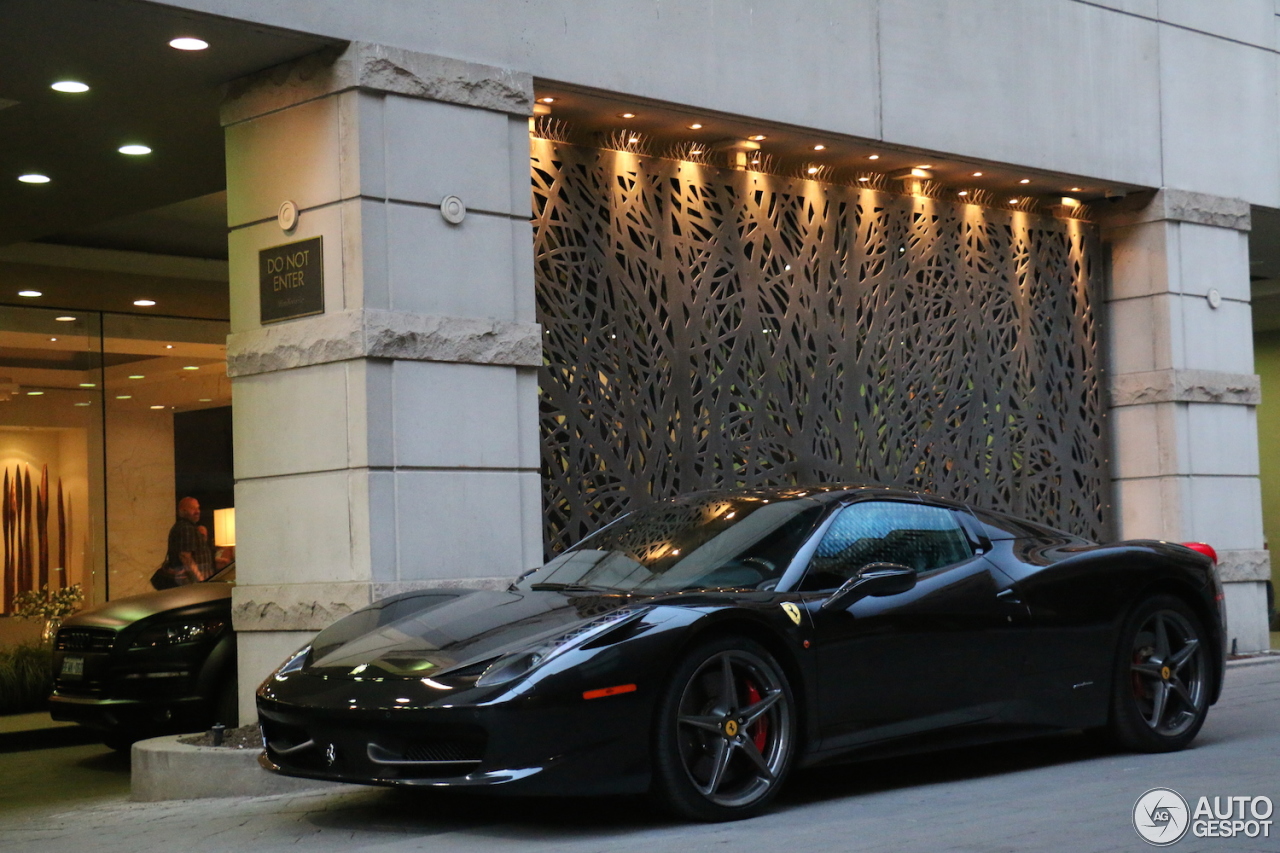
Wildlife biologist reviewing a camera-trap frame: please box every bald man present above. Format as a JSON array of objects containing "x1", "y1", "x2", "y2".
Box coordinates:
[{"x1": 166, "y1": 496, "x2": 213, "y2": 584}]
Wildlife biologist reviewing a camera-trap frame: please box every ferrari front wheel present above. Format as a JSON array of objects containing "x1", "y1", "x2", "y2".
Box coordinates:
[
  {"x1": 1109, "y1": 594, "x2": 1210, "y2": 753},
  {"x1": 651, "y1": 636, "x2": 796, "y2": 821}
]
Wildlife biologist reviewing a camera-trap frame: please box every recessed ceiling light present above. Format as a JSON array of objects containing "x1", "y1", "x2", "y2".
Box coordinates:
[
  {"x1": 133, "y1": 299, "x2": 156, "y2": 307},
  {"x1": 750, "y1": 158, "x2": 760, "y2": 165},
  {"x1": 689, "y1": 123, "x2": 703, "y2": 130},
  {"x1": 1070, "y1": 187, "x2": 1082, "y2": 192},
  {"x1": 115, "y1": 395, "x2": 131, "y2": 400},
  {"x1": 858, "y1": 176, "x2": 870, "y2": 182},
  {"x1": 1019, "y1": 178, "x2": 1031, "y2": 184},
  {"x1": 916, "y1": 164, "x2": 933, "y2": 169},
  {"x1": 813, "y1": 144, "x2": 826, "y2": 151},
  {"x1": 55, "y1": 316, "x2": 75, "y2": 322},
  {"x1": 807, "y1": 166, "x2": 819, "y2": 174},
  {"x1": 128, "y1": 374, "x2": 144, "y2": 380},
  {"x1": 619, "y1": 112, "x2": 635, "y2": 119},
  {"x1": 868, "y1": 154, "x2": 880, "y2": 160},
  {"x1": 18, "y1": 290, "x2": 41, "y2": 297},
  {"x1": 688, "y1": 148, "x2": 703, "y2": 155},
  {"x1": 182, "y1": 366, "x2": 199, "y2": 371},
  {"x1": 74, "y1": 402, "x2": 90, "y2": 407},
  {"x1": 1009, "y1": 198, "x2": 1020, "y2": 204},
  {"x1": 972, "y1": 171, "x2": 983, "y2": 177},
  {"x1": 164, "y1": 344, "x2": 173, "y2": 349},
  {"x1": 198, "y1": 398, "x2": 212, "y2": 402},
  {"x1": 958, "y1": 190, "x2": 969, "y2": 196},
  {"x1": 79, "y1": 383, "x2": 95, "y2": 388},
  {"x1": 169, "y1": 37, "x2": 208, "y2": 50},
  {"x1": 48, "y1": 337, "x2": 57, "y2": 342},
  {"x1": 118, "y1": 145, "x2": 151, "y2": 156},
  {"x1": 628, "y1": 136, "x2": 639, "y2": 144},
  {"x1": 150, "y1": 405, "x2": 165, "y2": 410},
  {"x1": 51, "y1": 81, "x2": 89, "y2": 93},
  {"x1": 26, "y1": 391, "x2": 43, "y2": 396},
  {"x1": 18, "y1": 174, "x2": 50, "y2": 184},
  {"x1": 749, "y1": 134, "x2": 766, "y2": 141},
  {"x1": 539, "y1": 97, "x2": 555, "y2": 104}
]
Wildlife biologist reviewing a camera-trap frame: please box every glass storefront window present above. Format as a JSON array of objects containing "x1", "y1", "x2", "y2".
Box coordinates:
[{"x1": 0, "y1": 306, "x2": 230, "y2": 623}]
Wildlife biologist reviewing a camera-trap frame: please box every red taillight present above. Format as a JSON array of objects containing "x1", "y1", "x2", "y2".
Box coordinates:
[{"x1": 1181, "y1": 541, "x2": 1218, "y2": 563}]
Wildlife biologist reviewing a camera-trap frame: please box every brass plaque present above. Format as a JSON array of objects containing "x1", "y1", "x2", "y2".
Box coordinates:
[{"x1": 259, "y1": 236, "x2": 324, "y2": 324}]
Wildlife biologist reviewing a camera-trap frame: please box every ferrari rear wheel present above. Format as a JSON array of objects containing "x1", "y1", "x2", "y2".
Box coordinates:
[
  {"x1": 652, "y1": 636, "x2": 796, "y2": 821},
  {"x1": 1109, "y1": 594, "x2": 1210, "y2": 753}
]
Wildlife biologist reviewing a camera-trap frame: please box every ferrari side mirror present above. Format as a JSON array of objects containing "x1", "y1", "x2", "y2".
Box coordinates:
[{"x1": 819, "y1": 562, "x2": 917, "y2": 612}]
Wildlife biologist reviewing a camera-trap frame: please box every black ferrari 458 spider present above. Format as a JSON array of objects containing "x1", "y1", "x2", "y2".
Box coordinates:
[{"x1": 257, "y1": 485, "x2": 1225, "y2": 821}]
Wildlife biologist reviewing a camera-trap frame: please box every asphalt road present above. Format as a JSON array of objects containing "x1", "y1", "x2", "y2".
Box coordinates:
[{"x1": 1, "y1": 660, "x2": 1277, "y2": 853}]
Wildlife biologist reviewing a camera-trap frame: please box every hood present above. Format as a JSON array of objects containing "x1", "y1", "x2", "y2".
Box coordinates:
[
  {"x1": 62, "y1": 582, "x2": 232, "y2": 631},
  {"x1": 304, "y1": 588, "x2": 640, "y2": 678}
]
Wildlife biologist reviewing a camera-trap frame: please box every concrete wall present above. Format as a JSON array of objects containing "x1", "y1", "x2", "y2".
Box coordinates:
[{"x1": 160, "y1": 0, "x2": 1280, "y2": 207}]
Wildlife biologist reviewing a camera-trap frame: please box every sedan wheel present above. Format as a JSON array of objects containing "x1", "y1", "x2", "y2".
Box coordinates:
[
  {"x1": 1110, "y1": 595, "x2": 1211, "y2": 752},
  {"x1": 652, "y1": 637, "x2": 795, "y2": 821}
]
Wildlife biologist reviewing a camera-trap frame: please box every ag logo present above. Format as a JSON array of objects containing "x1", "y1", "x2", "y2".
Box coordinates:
[
  {"x1": 780, "y1": 602, "x2": 802, "y2": 625},
  {"x1": 1134, "y1": 788, "x2": 1190, "y2": 846}
]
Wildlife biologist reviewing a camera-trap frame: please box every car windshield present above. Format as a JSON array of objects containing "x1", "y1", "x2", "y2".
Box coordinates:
[{"x1": 517, "y1": 495, "x2": 824, "y2": 594}]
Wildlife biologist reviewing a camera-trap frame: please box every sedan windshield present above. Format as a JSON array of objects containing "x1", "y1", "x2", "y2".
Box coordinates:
[{"x1": 517, "y1": 495, "x2": 824, "y2": 594}]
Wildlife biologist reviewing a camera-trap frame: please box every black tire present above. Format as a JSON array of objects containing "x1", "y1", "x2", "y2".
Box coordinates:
[
  {"x1": 1108, "y1": 594, "x2": 1211, "y2": 753},
  {"x1": 651, "y1": 636, "x2": 796, "y2": 821}
]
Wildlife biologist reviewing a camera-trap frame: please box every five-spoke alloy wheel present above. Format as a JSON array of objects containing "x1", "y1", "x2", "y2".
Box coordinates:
[
  {"x1": 1109, "y1": 595, "x2": 1211, "y2": 752},
  {"x1": 652, "y1": 636, "x2": 796, "y2": 821}
]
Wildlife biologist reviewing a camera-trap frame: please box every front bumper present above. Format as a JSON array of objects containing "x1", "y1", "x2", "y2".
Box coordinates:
[
  {"x1": 257, "y1": 690, "x2": 653, "y2": 797},
  {"x1": 48, "y1": 692, "x2": 209, "y2": 733}
]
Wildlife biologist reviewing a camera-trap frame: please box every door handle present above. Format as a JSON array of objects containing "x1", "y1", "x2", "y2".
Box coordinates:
[{"x1": 996, "y1": 588, "x2": 1023, "y2": 605}]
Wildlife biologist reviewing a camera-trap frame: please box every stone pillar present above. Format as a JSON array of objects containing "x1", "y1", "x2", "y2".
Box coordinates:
[
  {"x1": 1102, "y1": 189, "x2": 1270, "y2": 652},
  {"x1": 220, "y1": 44, "x2": 542, "y2": 717}
]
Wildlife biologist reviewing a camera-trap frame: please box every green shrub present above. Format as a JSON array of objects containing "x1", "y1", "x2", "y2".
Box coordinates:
[{"x1": 0, "y1": 643, "x2": 53, "y2": 715}]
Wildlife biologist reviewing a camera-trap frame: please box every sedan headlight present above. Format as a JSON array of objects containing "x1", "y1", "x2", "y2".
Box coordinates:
[
  {"x1": 476, "y1": 607, "x2": 646, "y2": 688},
  {"x1": 130, "y1": 619, "x2": 226, "y2": 649}
]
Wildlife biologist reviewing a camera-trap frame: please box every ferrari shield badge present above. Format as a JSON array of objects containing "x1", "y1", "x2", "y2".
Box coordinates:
[{"x1": 781, "y1": 602, "x2": 802, "y2": 625}]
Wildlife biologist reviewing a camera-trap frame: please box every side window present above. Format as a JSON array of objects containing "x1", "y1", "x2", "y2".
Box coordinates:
[{"x1": 800, "y1": 502, "x2": 973, "y2": 591}]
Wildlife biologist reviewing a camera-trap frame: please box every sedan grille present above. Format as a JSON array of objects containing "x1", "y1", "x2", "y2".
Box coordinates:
[{"x1": 55, "y1": 627, "x2": 116, "y2": 653}]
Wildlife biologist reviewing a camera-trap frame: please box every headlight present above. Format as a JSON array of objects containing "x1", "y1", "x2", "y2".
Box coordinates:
[
  {"x1": 130, "y1": 619, "x2": 225, "y2": 649},
  {"x1": 476, "y1": 607, "x2": 645, "y2": 688},
  {"x1": 272, "y1": 645, "x2": 312, "y2": 680}
]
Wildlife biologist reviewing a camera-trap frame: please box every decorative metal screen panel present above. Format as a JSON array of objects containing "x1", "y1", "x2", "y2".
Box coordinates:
[{"x1": 532, "y1": 140, "x2": 1109, "y2": 555}]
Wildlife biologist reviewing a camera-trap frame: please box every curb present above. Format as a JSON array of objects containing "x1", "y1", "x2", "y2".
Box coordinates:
[
  {"x1": 1226, "y1": 653, "x2": 1280, "y2": 669},
  {"x1": 131, "y1": 734, "x2": 346, "y2": 801}
]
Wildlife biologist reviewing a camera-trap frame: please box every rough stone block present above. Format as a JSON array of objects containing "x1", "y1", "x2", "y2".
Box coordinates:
[
  {"x1": 226, "y1": 308, "x2": 542, "y2": 377},
  {"x1": 221, "y1": 41, "x2": 534, "y2": 127}
]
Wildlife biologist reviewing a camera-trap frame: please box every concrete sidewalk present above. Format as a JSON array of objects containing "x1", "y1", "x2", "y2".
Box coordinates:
[{"x1": 1, "y1": 658, "x2": 1278, "y2": 853}]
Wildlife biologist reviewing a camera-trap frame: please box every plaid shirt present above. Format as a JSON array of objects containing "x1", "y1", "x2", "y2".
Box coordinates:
[{"x1": 167, "y1": 517, "x2": 213, "y2": 582}]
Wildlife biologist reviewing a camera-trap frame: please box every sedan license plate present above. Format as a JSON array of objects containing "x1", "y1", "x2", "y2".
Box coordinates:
[{"x1": 61, "y1": 656, "x2": 84, "y2": 679}]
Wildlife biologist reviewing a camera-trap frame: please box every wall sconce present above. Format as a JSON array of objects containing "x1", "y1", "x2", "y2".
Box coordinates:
[
  {"x1": 891, "y1": 168, "x2": 932, "y2": 195},
  {"x1": 213, "y1": 507, "x2": 236, "y2": 547}
]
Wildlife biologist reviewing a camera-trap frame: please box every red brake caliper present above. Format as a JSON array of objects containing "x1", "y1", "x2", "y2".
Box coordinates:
[{"x1": 745, "y1": 681, "x2": 768, "y2": 752}]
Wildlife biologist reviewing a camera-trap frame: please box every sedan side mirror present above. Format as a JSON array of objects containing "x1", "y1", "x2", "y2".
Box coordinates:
[{"x1": 819, "y1": 562, "x2": 917, "y2": 612}]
